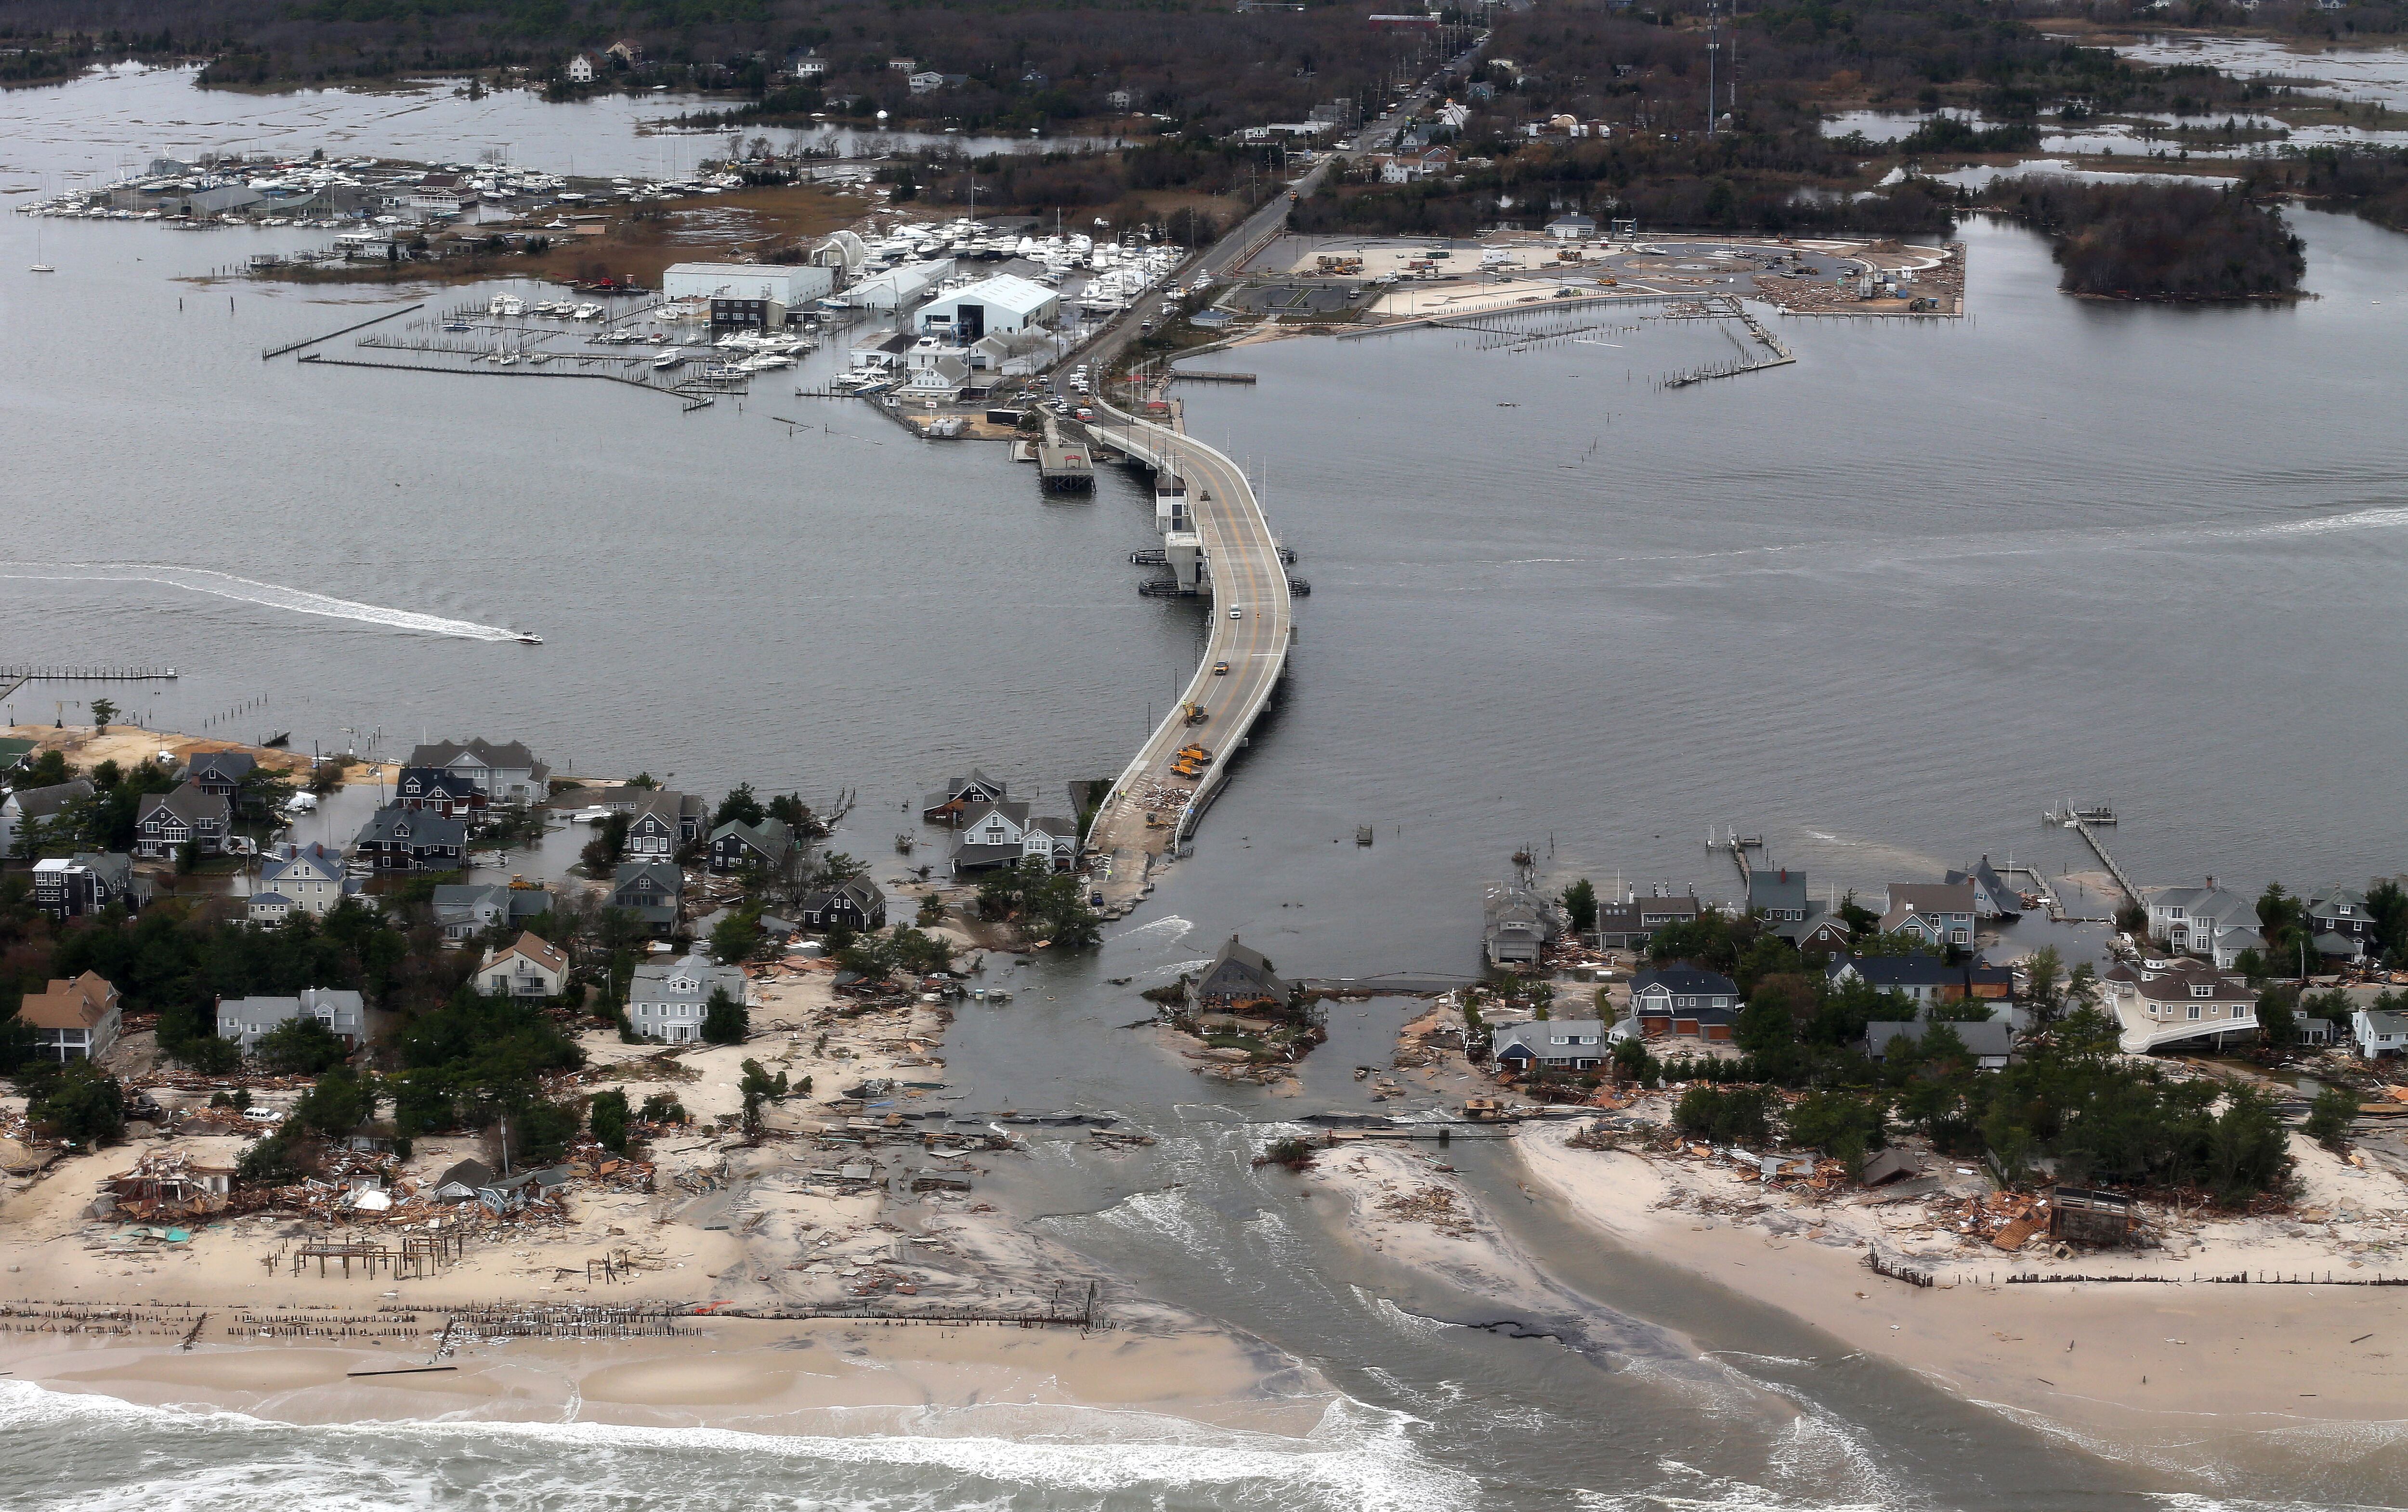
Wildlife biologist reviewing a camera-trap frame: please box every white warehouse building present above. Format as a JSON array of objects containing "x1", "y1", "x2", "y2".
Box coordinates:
[
  {"x1": 660, "y1": 261, "x2": 835, "y2": 304},
  {"x1": 916, "y1": 274, "x2": 1060, "y2": 339}
]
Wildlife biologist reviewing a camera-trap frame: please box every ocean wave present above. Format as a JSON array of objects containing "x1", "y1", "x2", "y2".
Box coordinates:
[
  {"x1": 0, "y1": 1382, "x2": 1476, "y2": 1512},
  {"x1": 1108, "y1": 915, "x2": 1195, "y2": 946},
  {"x1": 0, "y1": 561, "x2": 524, "y2": 641}
]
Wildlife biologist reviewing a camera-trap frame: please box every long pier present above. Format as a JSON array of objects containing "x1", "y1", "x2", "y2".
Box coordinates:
[{"x1": 2068, "y1": 817, "x2": 2141, "y2": 905}]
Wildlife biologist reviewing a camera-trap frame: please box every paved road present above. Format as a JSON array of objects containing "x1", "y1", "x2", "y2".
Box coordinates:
[{"x1": 1074, "y1": 45, "x2": 1480, "y2": 910}]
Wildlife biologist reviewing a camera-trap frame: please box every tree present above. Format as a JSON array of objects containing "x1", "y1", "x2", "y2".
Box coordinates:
[
  {"x1": 254, "y1": 1016, "x2": 349, "y2": 1075},
  {"x1": 1673, "y1": 1084, "x2": 1772, "y2": 1146},
  {"x1": 30, "y1": 1060, "x2": 124, "y2": 1145},
  {"x1": 581, "y1": 812, "x2": 630, "y2": 873},
  {"x1": 1837, "y1": 890, "x2": 1880, "y2": 940},
  {"x1": 290, "y1": 1066, "x2": 374, "y2": 1137},
  {"x1": 2255, "y1": 984, "x2": 2298, "y2": 1057},
  {"x1": 2369, "y1": 879, "x2": 2408, "y2": 965},
  {"x1": 1784, "y1": 1088, "x2": 1887, "y2": 1171},
  {"x1": 89, "y1": 698, "x2": 118, "y2": 731},
  {"x1": 2022, "y1": 946, "x2": 2066, "y2": 1029},
  {"x1": 715, "y1": 783, "x2": 766, "y2": 828},
  {"x1": 710, "y1": 902, "x2": 765, "y2": 965},
  {"x1": 916, "y1": 891, "x2": 946, "y2": 927},
  {"x1": 701, "y1": 986, "x2": 748, "y2": 1044},
  {"x1": 589, "y1": 1087, "x2": 631, "y2": 1154},
  {"x1": 2303, "y1": 1083, "x2": 2358, "y2": 1149},
  {"x1": 2257, "y1": 884, "x2": 2313, "y2": 978},
  {"x1": 21, "y1": 750, "x2": 68, "y2": 787},
  {"x1": 739, "y1": 1057, "x2": 784, "y2": 1135},
  {"x1": 1560, "y1": 878, "x2": 1598, "y2": 937}
]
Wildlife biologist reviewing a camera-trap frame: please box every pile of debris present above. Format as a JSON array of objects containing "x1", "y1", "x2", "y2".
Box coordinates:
[
  {"x1": 1938, "y1": 1190, "x2": 2053, "y2": 1251},
  {"x1": 563, "y1": 1136, "x2": 655, "y2": 1193},
  {"x1": 100, "y1": 1150, "x2": 238, "y2": 1223},
  {"x1": 1377, "y1": 1184, "x2": 1479, "y2": 1240}
]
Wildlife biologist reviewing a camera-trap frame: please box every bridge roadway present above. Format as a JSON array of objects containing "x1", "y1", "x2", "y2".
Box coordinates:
[{"x1": 1080, "y1": 404, "x2": 1290, "y2": 914}]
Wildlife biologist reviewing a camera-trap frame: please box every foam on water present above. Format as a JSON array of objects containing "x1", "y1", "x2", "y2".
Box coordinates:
[
  {"x1": 1108, "y1": 914, "x2": 1196, "y2": 947},
  {"x1": 0, "y1": 1381, "x2": 1477, "y2": 1512},
  {"x1": 0, "y1": 561, "x2": 524, "y2": 640}
]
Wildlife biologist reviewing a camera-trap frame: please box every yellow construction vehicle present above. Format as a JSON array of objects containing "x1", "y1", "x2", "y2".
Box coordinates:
[
  {"x1": 1177, "y1": 744, "x2": 1213, "y2": 765},
  {"x1": 1181, "y1": 701, "x2": 1209, "y2": 725}
]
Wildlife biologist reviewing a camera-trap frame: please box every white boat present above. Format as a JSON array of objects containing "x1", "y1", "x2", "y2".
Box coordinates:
[
  {"x1": 652, "y1": 350, "x2": 686, "y2": 370},
  {"x1": 516, "y1": 631, "x2": 543, "y2": 645}
]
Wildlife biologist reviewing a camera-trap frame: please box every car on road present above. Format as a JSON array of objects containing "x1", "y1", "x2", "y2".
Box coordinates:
[
  {"x1": 1229, "y1": 608, "x2": 1243, "y2": 619},
  {"x1": 1214, "y1": 660, "x2": 1230, "y2": 675},
  {"x1": 1076, "y1": 406, "x2": 1095, "y2": 420}
]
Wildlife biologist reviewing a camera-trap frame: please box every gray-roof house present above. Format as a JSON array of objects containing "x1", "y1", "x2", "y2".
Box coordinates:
[
  {"x1": 432, "y1": 881, "x2": 554, "y2": 942},
  {"x1": 2355, "y1": 1008, "x2": 2408, "y2": 1059},
  {"x1": 254, "y1": 843, "x2": 360, "y2": 919},
  {"x1": 2306, "y1": 886, "x2": 2374, "y2": 963},
  {"x1": 628, "y1": 951, "x2": 746, "y2": 1043},
  {"x1": 1747, "y1": 868, "x2": 1809, "y2": 924},
  {"x1": 1483, "y1": 885, "x2": 1552, "y2": 965},
  {"x1": 800, "y1": 875, "x2": 886, "y2": 931},
  {"x1": 1626, "y1": 964, "x2": 1740, "y2": 1041},
  {"x1": 2, "y1": 779, "x2": 94, "y2": 858},
  {"x1": 217, "y1": 986, "x2": 368, "y2": 1053},
  {"x1": 608, "y1": 788, "x2": 710, "y2": 858},
  {"x1": 708, "y1": 818, "x2": 793, "y2": 875},
  {"x1": 1593, "y1": 892, "x2": 1701, "y2": 950},
  {"x1": 353, "y1": 804, "x2": 466, "y2": 872},
  {"x1": 183, "y1": 750, "x2": 257, "y2": 800},
  {"x1": 1866, "y1": 1018, "x2": 2016, "y2": 1069},
  {"x1": 134, "y1": 782, "x2": 232, "y2": 860},
  {"x1": 611, "y1": 860, "x2": 684, "y2": 934},
  {"x1": 2146, "y1": 882, "x2": 2262, "y2": 967},
  {"x1": 1882, "y1": 883, "x2": 1977, "y2": 948},
  {"x1": 1187, "y1": 935, "x2": 1291, "y2": 1015},
  {"x1": 31, "y1": 852, "x2": 142, "y2": 920},
  {"x1": 948, "y1": 798, "x2": 1077, "y2": 874},
  {"x1": 922, "y1": 769, "x2": 1009, "y2": 824},
  {"x1": 1943, "y1": 857, "x2": 2024, "y2": 920},
  {"x1": 1492, "y1": 1017, "x2": 1610, "y2": 1072},
  {"x1": 1827, "y1": 952, "x2": 1967, "y2": 1009},
  {"x1": 403, "y1": 739, "x2": 550, "y2": 804}
]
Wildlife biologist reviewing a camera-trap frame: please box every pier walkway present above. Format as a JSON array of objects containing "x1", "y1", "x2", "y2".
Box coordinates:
[{"x1": 1080, "y1": 400, "x2": 1292, "y2": 913}]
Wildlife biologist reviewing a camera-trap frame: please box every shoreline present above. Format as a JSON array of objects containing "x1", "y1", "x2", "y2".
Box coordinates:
[{"x1": 1510, "y1": 1120, "x2": 2408, "y2": 1490}]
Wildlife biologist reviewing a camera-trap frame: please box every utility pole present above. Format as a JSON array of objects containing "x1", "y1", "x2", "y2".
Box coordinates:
[{"x1": 1705, "y1": 0, "x2": 1720, "y2": 137}]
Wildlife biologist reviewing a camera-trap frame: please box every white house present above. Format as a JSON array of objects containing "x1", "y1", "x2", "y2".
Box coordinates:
[
  {"x1": 916, "y1": 274, "x2": 1059, "y2": 339},
  {"x1": 628, "y1": 952, "x2": 747, "y2": 1043},
  {"x1": 254, "y1": 842, "x2": 358, "y2": 919},
  {"x1": 480, "y1": 933, "x2": 568, "y2": 998},
  {"x1": 403, "y1": 739, "x2": 549, "y2": 804},
  {"x1": 2146, "y1": 882, "x2": 2260, "y2": 965},
  {"x1": 217, "y1": 987, "x2": 368, "y2": 1054},
  {"x1": 2101, "y1": 958, "x2": 2258, "y2": 1054},
  {"x1": 792, "y1": 52, "x2": 827, "y2": 79},
  {"x1": 565, "y1": 52, "x2": 597, "y2": 83},
  {"x1": 2, "y1": 779, "x2": 94, "y2": 858},
  {"x1": 2355, "y1": 1007, "x2": 2408, "y2": 1059},
  {"x1": 946, "y1": 799, "x2": 1078, "y2": 874},
  {"x1": 908, "y1": 70, "x2": 945, "y2": 94},
  {"x1": 134, "y1": 782, "x2": 232, "y2": 860}
]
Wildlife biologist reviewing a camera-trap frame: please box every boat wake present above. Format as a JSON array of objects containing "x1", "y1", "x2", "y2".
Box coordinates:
[{"x1": 0, "y1": 561, "x2": 524, "y2": 641}]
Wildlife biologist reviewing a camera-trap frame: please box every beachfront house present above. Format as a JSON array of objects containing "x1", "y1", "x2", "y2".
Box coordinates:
[
  {"x1": 134, "y1": 782, "x2": 231, "y2": 860},
  {"x1": 612, "y1": 860, "x2": 684, "y2": 935},
  {"x1": 2146, "y1": 881, "x2": 2262, "y2": 966},
  {"x1": 352, "y1": 804, "x2": 466, "y2": 872},
  {"x1": 708, "y1": 818, "x2": 794, "y2": 876},
  {"x1": 800, "y1": 875, "x2": 886, "y2": 932},
  {"x1": 1187, "y1": 935, "x2": 1292, "y2": 1015},
  {"x1": 2307, "y1": 886, "x2": 2374, "y2": 964},
  {"x1": 605, "y1": 788, "x2": 709, "y2": 858},
  {"x1": 2100, "y1": 958, "x2": 2258, "y2": 1054},
  {"x1": 1626, "y1": 964, "x2": 1740, "y2": 1041},
  {"x1": 947, "y1": 799, "x2": 1077, "y2": 874},
  {"x1": 1483, "y1": 885, "x2": 1553, "y2": 965},
  {"x1": 627, "y1": 952, "x2": 746, "y2": 1043},
  {"x1": 922, "y1": 769, "x2": 1009, "y2": 825},
  {"x1": 1881, "y1": 883, "x2": 1977, "y2": 948},
  {"x1": 183, "y1": 751, "x2": 256, "y2": 801},
  {"x1": 1944, "y1": 857, "x2": 2024, "y2": 920},
  {"x1": 1492, "y1": 1018, "x2": 1610, "y2": 1073},
  {"x1": 1747, "y1": 868, "x2": 1809, "y2": 924},
  {"x1": 402, "y1": 738, "x2": 549, "y2": 804},
  {"x1": 1591, "y1": 893, "x2": 1702, "y2": 951},
  {"x1": 216, "y1": 986, "x2": 367, "y2": 1054},
  {"x1": 480, "y1": 934, "x2": 568, "y2": 998},
  {"x1": 2355, "y1": 1007, "x2": 2408, "y2": 1059},
  {"x1": 20, "y1": 972, "x2": 122, "y2": 1062}
]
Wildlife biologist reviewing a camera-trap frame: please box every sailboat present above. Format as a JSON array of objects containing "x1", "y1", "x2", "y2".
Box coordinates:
[{"x1": 30, "y1": 225, "x2": 53, "y2": 274}]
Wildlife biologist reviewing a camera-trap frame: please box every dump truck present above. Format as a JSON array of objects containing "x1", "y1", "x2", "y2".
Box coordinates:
[{"x1": 1177, "y1": 744, "x2": 1214, "y2": 764}]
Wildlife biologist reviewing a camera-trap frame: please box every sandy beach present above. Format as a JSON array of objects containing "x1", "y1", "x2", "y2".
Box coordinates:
[{"x1": 1512, "y1": 1118, "x2": 2408, "y2": 1486}]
